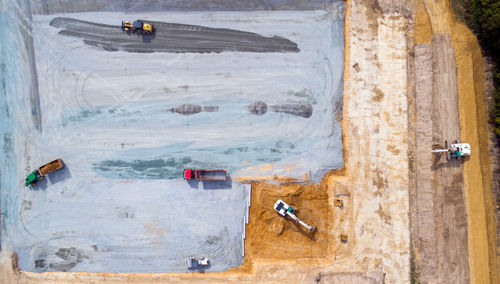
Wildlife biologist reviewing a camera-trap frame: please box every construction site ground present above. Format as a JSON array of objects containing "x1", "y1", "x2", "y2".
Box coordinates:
[
  {"x1": 1, "y1": 0, "x2": 499, "y2": 283},
  {"x1": 411, "y1": 0, "x2": 499, "y2": 283}
]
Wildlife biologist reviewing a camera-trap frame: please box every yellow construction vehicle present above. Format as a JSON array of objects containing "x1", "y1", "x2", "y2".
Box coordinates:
[
  {"x1": 121, "y1": 20, "x2": 154, "y2": 34},
  {"x1": 334, "y1": 198, "x2": 344, "y2": 208},
  {"x1": 340, "y1": 234, "x2": 348, "y2": 243}
]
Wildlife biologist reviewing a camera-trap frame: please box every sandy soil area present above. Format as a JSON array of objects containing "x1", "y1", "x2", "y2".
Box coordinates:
[
  {"x1": 451, "y1": 11, "x2": 500, "y2": 284},
  {"x1": 412, "y1": 0, "x2": 470, "y2": 282},
  {"x1": 1, "y1": 0, "x2": 498, "y2": 283},
  {"x1": 244, "y1": 182, "x2": 331, "y2": 259}
]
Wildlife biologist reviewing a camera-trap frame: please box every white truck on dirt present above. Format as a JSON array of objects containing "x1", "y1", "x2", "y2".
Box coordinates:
[
  {"x1": 184, "y1": 257, "x2": 209, "y2": 269},
  {"x1": 431, "y1": 139, "x2": 471, "y2": 160},
  {"x1": 274, "y1": 199, "x2": 316, "y2": 233}
]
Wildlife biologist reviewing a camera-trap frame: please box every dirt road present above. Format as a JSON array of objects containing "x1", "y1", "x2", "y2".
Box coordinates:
[
  {"x1": 411, "y1": 0, "x2": 470, "y2": 283},
  {"x1": 431, "y1": 35, "x2": 469, "y2": 283},
  {"x1": 50, "y1": 17, "x2": 299, "y2": 53}
]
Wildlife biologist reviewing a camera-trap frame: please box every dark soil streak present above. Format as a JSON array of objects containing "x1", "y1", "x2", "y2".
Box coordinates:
[{"x1": 50, "y1": 17, "x2": 299, "y2": 53}]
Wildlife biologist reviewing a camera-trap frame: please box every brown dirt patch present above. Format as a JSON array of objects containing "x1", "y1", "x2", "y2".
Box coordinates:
[
  {"x1": 450, "y1": 10, "x2": 499, "y2": 283},
  {"x1": 244, "y1": 181, "x2": 332, "y2": 259},
  {"x1": 415, "y1": 0, "x2": 432, "y2": 44}
]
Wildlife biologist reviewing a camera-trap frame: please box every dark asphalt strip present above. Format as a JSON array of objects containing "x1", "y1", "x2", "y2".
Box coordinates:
[{"x1": 50, "y1": 17, "x2": 299, "y2": 53}]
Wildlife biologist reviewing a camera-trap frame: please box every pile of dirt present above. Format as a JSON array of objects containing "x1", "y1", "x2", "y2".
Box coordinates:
[{"x1": 243, "y1": 181, "x2": 332, "y2": 260}]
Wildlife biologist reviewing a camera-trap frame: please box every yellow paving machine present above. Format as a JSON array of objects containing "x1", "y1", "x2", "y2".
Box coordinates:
[{"x1": 121, "y1": 20, "x2": 154, "y2": 34}]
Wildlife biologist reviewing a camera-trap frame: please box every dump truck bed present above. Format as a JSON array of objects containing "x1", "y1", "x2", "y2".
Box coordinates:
[
  {"x1": 38, "y1": 159, "x2": 64, "y2": 176},
  {"x1": 195, "y1": 170, "x2": 227, "y2": 181}
]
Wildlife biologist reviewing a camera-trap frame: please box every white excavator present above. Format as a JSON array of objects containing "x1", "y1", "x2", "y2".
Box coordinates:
[
  {"x1": 274, "y1": 200, "x2": 316, "y2": 233},
  {"x1": 431, "y1": 139, "x2": 471, "y2": 160}
]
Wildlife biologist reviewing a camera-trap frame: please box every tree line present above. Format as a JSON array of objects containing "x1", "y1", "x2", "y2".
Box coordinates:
[{"x1": 459, "y1": 0, "x2": 500, "y2": 138}]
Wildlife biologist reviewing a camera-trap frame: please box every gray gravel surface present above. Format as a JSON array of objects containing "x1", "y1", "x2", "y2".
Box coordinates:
[{"x1": 50, "y1": 17, "x2": 299, "y2": 53}]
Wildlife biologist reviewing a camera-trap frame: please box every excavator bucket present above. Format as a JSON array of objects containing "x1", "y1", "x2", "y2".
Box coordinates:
[
  {"x1": 122, "y1": 21, "x2": 133, "y2": 31},
  {"x1": 445, "y1": 140, "x2": 450, "y2": 161}
]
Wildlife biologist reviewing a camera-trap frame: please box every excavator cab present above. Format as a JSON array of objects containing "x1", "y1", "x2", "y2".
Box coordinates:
[{"x1": 133, "y1": 20, "x2": 143, "y2": 29}]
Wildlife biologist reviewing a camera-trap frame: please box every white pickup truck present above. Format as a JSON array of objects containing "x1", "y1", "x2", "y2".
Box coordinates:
[{"x1": 185, "y1": 257, "x2": 210, "y2": 269}]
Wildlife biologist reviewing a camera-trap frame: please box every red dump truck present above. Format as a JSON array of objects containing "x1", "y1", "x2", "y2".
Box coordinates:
[
  {"x1": 25, "y1": 159, "x2": 64, "y2": 187},
  {"x1": 183, "y1": 169, "x2": 228, "y2": 181}
]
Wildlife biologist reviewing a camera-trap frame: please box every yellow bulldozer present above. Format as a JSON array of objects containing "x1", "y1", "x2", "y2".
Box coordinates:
[{"x1": 121, "y1": 20, "x2": 154, "y2": 34}]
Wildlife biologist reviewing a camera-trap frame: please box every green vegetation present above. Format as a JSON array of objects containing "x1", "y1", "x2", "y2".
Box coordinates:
[
  {"x1": 410, "y1": 254, "x2": 420, "y2": 284},
  {"x1": 494, "y1": 71, "x2": 500, "y2": 137},
  {"x1": 453, "y1": 0, "x2": 500, "y2": 138}
]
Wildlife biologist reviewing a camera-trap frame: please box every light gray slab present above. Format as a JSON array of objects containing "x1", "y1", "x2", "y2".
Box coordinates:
[{"x1": 15, "y1": 179, "x2": 250, "y2": 272}]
